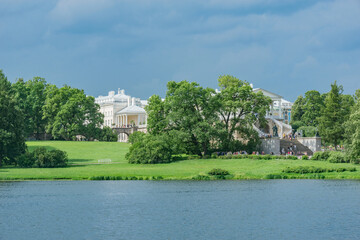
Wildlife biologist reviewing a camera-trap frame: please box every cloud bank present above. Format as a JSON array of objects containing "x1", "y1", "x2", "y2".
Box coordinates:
[{"x1": 0, "y1": 0, "x2": 359, "y2": 100}]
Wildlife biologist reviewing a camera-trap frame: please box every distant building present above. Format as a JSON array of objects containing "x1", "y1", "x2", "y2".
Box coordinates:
[
  {"x1": 95, "y1": 88, "x2": 147, "y2": 141},
  {"x1": 253, "y1": 87, "x2": 293, "y2": 138},
  {"x1": 253, "y1": 88, "x2": 293, "y2": 124}
]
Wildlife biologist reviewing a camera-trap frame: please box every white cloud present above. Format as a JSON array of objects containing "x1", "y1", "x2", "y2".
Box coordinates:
[{"x1": 49, "y1": 0, "x2": 115, "y2": 25}]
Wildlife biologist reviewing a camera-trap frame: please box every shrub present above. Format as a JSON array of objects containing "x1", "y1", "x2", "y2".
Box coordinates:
[
  {"x1": 33, "y1": 147, "x2": 68, "y2": 168},
  {"x1": 192, "y1": 175, "x2": 210, "y2": 180},
  {"x1": 187, "y1": 155, "x2": 201, "y2": 160},
  {"x1": 312, "y1": 151, "x2": 330, "y2": 161},
  {"x1": 302, "y1": 155, "x2": 309, "y2": 160},
  {"x1": 208, "y1": 168, "x2": 230, "y2": 176},
  {"x1": 211, "y1": 153, "x2": 218, "y2": 159},
  {"x1": 17, "y1": 147, "x2": 68, "y2": 168},
  {"x1": 307, "y1": 174, "x2": 325, "y2": 179},
  {"x1": 126, "y1": 134, "x2": 173, "y2": 164},
  {"x1": 16, "y1": 152, "x2": 36, "y2": 167},
  {"x1": 286, "y1": 156, "x2": 298, "y2": 160},
  {"x1": 328, "y1": 151, "x2": 348, "y2": 163},
  {"x1": 265, "y1": 174, "x2": 287, "y2": 179},
  {"x1": 282, "y1": 166, "x2": 356, "y2": 174}
]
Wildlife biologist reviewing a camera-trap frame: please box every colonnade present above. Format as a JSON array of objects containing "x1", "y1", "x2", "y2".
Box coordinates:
[{"x1": 116, "y1": 115, "x2": 128, "y2": 127}]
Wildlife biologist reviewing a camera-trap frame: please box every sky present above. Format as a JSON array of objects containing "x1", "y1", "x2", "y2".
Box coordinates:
[{"x1": 1, "y1": 0, "x2": 359, "y2": 101}]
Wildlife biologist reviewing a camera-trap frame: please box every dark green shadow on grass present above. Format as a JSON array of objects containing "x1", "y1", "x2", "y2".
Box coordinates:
[{"x1": 69, "y1": 159, "x2": 95, "y2": 163}]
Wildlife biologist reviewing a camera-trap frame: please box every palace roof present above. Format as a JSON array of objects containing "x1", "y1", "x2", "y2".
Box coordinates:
[{"x1": 116, "y1": 105, "x2": 146, "y2": 115}]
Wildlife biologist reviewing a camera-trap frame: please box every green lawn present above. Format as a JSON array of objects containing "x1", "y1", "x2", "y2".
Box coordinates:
[{"x1": 1, "y1": 141, "x2": 360, "y2": 180}]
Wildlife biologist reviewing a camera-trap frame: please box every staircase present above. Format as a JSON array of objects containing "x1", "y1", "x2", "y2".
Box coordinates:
[
  {"x1": 280, "y1": 139, "x2": 313, "y2": 156},
  {"x1": 272, "y1": 118, "x2": 292, "y2": 136}
]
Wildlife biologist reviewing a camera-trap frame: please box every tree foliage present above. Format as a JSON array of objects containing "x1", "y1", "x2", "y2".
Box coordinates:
[
  {"x1": 344, "y1": 89, "x2": 360, "y2": 163},
  {"x1": 0, "y1": 70, "x2": 26, "y2": 166},
  {"x1": 302, "y1": 90, "x2": 324, "y2": 126},
  {"x1": 291, "y1": 90, "x2": 324, "y2": 127},
  {"x1": 165, "y1": 81, "x2": 219, "y2": 155},
  {"x1": 290, "y1": 95, "x2": 304, "y2": 124},
  {"x1": 216, "y1": 75, "x2": 271, "y2": 151},
  {"x1": 43, "y1": 85, "x2": 103, "y2": 140},
  {"x1": 145, "y1": 95, "x2": 167, "y2": 135},
  {"x1": 126, "y1": 132, "x2": 173, "y2": 164},
  {"x1": 12, "y1": 77, "x2": 48, "y2": 139},
  {"x1": 98, "y1": 126, "x2": 118, "y2": 142},
  {"x1": 318, "y1": 81, "x2": 354, "y2": 147}
]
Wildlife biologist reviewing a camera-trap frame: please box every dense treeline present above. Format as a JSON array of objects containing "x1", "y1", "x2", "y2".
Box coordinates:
[
  {"x1": 0, "y1": 69, "x2": 116, "y2": 167},
  {"x1": 126, "y1": 75, "x2": 272, "y2": 164},
  {"x1": 291, "y1": 81, "x2": 360, "y2": 162},
  {"x1": 291, "y1": 81, "x2": 355, "y2": 146}
]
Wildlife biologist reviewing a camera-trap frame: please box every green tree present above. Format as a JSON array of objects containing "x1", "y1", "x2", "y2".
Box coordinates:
[
  {"x1": 98, "y1": 126, "x2": 118, "y2": 142},
  {"x1": 301, "y1": 90, "x2": 324, "y2": 126},
  {"x1": 290, "y1": 95, "x2": 305, "y2": 124},
  {"x1": 146, "y1": 81, "x2": 219, "y2": 156},
  {"x1": 11, "y1": 79, "x2": 31, "y2": 135},
  {"x1": 318, "y1": 81, "x2": 352, "y2": 147},
  {"x1": 216, "y1": 75, "x2": 271, "y2": 151},
  {"x1": 344, "y1": 89, "x2": 360, "y2": 163},
  {"x1": 0, "y1": 70, "x2": 26, "y2": 166},
  {"x1": 165, "y1": 81, "x2": 219, "y2": 156},
  {"x1": 12, "y1": 77, "x2": 48, "y2": 139},
  {"x1": 43, "y1": 85, "x2": 103, "y2": 140},
  {"x1": 126, "y1": 133, "x2": 173, "y2": 164},
  {"x1": 145, "y1": 95, "x2": 168, "y2": 135},
  {"x1": 25, "y1": 77, "x2": 48, "y2": 139}
]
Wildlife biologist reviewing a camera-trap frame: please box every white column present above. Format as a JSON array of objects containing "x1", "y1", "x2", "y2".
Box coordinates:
[
  {"x1": 138, "y1": 115, "x2": 140, "y2": 126},
  {"x1": 126, "y1": 115, "x2": 128, "y2": 127}
]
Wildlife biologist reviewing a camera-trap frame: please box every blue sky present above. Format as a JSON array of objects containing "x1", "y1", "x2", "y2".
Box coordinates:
[{"x1": 1, "y1": 0, "x2": 359, "y2": 101}]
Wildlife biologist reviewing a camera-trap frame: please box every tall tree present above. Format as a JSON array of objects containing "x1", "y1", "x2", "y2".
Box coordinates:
[
  {"x1": 165, "y1": 81, "x2": 219, "y2": 156},
  {"x1": 216, "y1": 75, "x2": 271, "y2": 151},
  {"x1": 26, "y1": 77, "x2": 48, "y2": 139},
  {"x1": 145, "y1": 95, "x2": 168, "y2": 135},
  {"x1": 301, "y1": 90, "x2": 324, "y2": 126},
  {"x1": 11, "y1": 79, "x2": 31, "y2": 135},
  {"x1": 12, "y1": 77, "x2": 49, "y2": 139},
  {"x1": 0, "y1": 70, "x2": 26, "y2": 166},
  {"x1": 290, "y1": 95, "x2": 305, "y2": 124},
  {"x1": 318, "y1": 81, "x2": 352, "y2": 147},
  {"x1": 344, "y1": 89, "x2": 360, "y2": 162},
  {"x1": 145, "y1": 81, "x2": 219, "y2": 156},
  {"x1": 43, "y1": 85, "x2": 103, "y2": 140}
]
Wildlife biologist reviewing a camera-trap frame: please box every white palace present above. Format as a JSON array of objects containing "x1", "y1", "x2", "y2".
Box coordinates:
[
  {"x1": 95, "y1": 87, "x2": 293, "y2": 142},
  {"x1": 95, "y1": 89, "x2": 148, "y2": 141}
]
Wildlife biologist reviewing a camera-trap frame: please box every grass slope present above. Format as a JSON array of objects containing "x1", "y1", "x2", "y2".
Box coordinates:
[{"x1": 1, "y1": 141, "x2": 359, "y2": 180}]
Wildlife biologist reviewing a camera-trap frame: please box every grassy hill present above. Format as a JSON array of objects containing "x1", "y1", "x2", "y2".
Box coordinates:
[{"x1": 0, "y1": 141, "x2": 359, "y2": 180}]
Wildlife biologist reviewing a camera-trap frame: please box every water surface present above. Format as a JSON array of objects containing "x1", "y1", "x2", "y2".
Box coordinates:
[{"x1": 1, "y1": 180, "x2": 360, "y2": 240}]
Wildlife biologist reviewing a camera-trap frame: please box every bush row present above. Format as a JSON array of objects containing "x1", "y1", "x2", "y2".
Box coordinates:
[
  {"x1": 312, "y1": 151, "x2": 360, "y2": 164},
  {"x1": 208, "y1": 168, "x2": 230, "y2": 176},
  {"x1": 265, "y1": 174, "x2": 326, "y2": 179},
  {"x1": 88, "y1": 176, "x2": 164, "y2": 180},
  {"x1": 282, "y1": 166, "x2": 356, "y2": 174},
  {"x1": 215, "y1": 154, "x2": 299, "y2": 160}
]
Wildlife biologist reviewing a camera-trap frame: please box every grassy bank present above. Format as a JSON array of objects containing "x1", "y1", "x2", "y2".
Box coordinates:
[{"x1": 1, "y1": 141, "x2": 359, "y2": 180}]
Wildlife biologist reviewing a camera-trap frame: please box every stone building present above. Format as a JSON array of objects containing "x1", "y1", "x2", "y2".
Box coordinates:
[{"x1": 95, "y1": 88, "x2": 148, "y2": 141}]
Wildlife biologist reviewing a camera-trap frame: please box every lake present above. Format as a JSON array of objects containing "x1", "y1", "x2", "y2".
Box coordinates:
[{"x1": 1, "y1": 180, "x2": 360, "y2": 240}]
